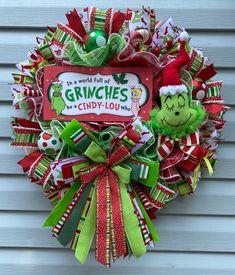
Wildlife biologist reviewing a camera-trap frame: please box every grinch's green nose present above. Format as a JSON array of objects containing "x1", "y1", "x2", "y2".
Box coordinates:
[{"x1": 175, "y1": 112, "x2": 180, "y2": 116}]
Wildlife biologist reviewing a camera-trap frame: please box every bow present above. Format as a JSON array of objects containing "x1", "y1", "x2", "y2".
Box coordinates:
[
  {"x1": 43, "y1": 119, "x2": 159, "y2": 266},
  {"x1": 73, "y1": 142, "x2": 131, "y2": 265},
  {"x1": 156, "y1": 131, "x2": 206, "y2": 183},
  {"x1": 157, "y1": 131, "x2": 200, "y2": 161}
]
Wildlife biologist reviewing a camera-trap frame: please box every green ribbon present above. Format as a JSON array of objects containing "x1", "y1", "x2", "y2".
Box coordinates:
[
  {"x1": 44, "y1": 119, "x2": 160, "y2": 261},
  {"x1": 57, "y1": 182, "x2": 93, "y2": 246},
  {"x1": 120, "y1": 181, "x2": 146, "y2": 257},
  {"x1": 43, "y1": 181, "x2": 81, "y2": 227},
  {"x1": 75, "y1": 185, "x2": 97, "y2": 264},
  {"x1": 71, "y1": 141, "x2": 149, "y2": 259},
  {"x1": 64, "y1": 33, "x2": 125, "y2": 66}
]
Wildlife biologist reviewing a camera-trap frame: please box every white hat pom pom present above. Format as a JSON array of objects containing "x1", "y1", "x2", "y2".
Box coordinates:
[{"x1": 179, "y1": 31, "x2": 189, "y2": 41}]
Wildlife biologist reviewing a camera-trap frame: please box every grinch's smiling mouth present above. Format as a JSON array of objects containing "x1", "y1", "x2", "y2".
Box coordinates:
[{"x1": 162, "y1": 113, "x2": 192, "y2": 127}]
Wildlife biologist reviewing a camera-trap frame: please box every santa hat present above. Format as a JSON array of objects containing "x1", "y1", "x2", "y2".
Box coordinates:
[{"x1": 159, "y1": 31, "x2": 190, "y2": 96}]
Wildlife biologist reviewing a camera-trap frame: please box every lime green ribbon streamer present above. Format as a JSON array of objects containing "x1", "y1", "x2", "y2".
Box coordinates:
[
  {"x1": 43, "y1": 181, "x2": 81, "y2": 227},
  {"x1": 119, "y1": 181, "x2": 146, "y2": 257},
  {"x1": 65, "y1": 33, "x2": 125, "y2": 66},
  {"x1": 75, "y1": 185, "x2": 97, "y2": 264},
  {"x1": 203, "y1": 156, "x2": 214, "y2": 176}
]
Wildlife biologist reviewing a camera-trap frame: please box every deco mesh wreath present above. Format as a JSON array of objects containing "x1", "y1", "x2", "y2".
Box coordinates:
[{"x1": 10, "y1": 7, "x2": 229, "y2": 266}]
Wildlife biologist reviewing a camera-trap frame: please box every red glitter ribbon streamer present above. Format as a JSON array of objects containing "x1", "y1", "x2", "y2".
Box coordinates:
[{"x1": 78, "y1": 145, "x2": 130, "y2": 265}]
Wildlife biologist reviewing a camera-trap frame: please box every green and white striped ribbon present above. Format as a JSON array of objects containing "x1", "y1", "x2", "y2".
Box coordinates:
[
  {"x1": 44, "y1": 26, "x2": 55, "y2": 42},
  {"x1": 53, "y1": 23, "x2": 82, "y2": 48},
  {"x1": 60, "y1": 119, "x2": 98, "y2": 153},
  {"x1": 148, "y1": 182, "x2": 175, "y2": 206},
  {"x1": 33, "y1": 155, "x2": 54, "y2": 185},
  {"x1": 11, "y1": 128, "x2": 40, "y2": 148},
  {"x1": 38, "y1": 42, "x2": 54, "y2": 62},
  {"x1": 188, "y1": 49, "x2": 205, "y2": 77},
  {"x1": 90, "y1": 8, "x2": 113, "y2": 34},
  {"x1": 205, "y1": 81, "x2": 222, "y2": 98}
]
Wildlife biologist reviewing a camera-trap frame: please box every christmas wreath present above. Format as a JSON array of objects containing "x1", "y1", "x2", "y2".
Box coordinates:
[{"x1": 9, "y1": 6, "x2": 229, "y2": 266}]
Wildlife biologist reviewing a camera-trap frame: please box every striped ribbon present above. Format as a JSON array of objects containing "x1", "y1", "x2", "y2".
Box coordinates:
[
  {"x1": 11, "y1": 127, "x2": 41, "y2": 147},
  {"x1": 125, "y1": 158, "x2": 159, "y2": 187},
  {"x1": 89, "y1": 7, "x2": 113, "y2": 34},
  {"x1": 38, "y1": 41, "x2": 54, "y2": 63},
  {"x1": 60, "y1": 119, "x2": 98, "y2": 151},
  {"x1": 44, "y1": 26, "x2": 56, "y2": 42},
  {"x1": 157, "y1": 132, "x2": 201, "y2": 183},
  {"x1": 11, "y1": 118, "x2": 42, "y2": 147},
  {"x1": 30, "y1": 154, "x2": 54, "y2": 186},
  {"x1": 129, "y1": 189, "x2": 152, "y2": 246},
  {"x1": 53, "y1": 23, "x2": 82, "y2": 49},
  {"x1": 12, "y1": 73, "x2": 35, "y2": 84},
  {"x1": 187, "y1": 49, "x2": 205, "y2": 77},
  {"x1": 133, "y1": 182, "x2": 175, "y2": 210},
  {"x1": 205, "y1": 81, "x2": 222, "y2": 98},
  {"x1": 157, "y1": 132, "x2": 200, "y2": 161},
  {"x1": 71, "y1": 184, "x2": 95, "y2": 250},
  {"x1": 17, "y1": 150, "x2": 54, "y2": 186}
]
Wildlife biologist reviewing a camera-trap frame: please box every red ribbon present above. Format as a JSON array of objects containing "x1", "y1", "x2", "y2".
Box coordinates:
[
  {"x1": 157, "y1": 132, "x2": 207, "y2": 183},
  {"x1": 77, "y1": 145, "x2": 130, "y2": 266},
  {"x1": 18, "y1": 150, "x2": 42, "y2": 173},
  {"x1": 21, "y1": 56, "x2": 47, "y2": 73},
  {"x1": 66, "y1": 9, "x2": 87, "y2": 41}
]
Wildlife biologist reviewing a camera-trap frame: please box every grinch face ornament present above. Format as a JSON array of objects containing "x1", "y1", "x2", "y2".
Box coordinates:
[
  {"x1": 151, "y1": 31, "x2": 205, "y2": 139},
  {"x1": 151, "y1": 90, "x2": 205, "y2": 138}
]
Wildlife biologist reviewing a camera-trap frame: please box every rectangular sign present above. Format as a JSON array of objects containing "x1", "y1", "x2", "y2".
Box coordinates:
[{"x1": 43, "y1": 65, "x2": 153, "y2": 122}]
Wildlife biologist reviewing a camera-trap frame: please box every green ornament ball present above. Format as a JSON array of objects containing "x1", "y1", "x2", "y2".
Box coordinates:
[{"x1": 83, "y1": 30, "x2": 108, "y2": 52}]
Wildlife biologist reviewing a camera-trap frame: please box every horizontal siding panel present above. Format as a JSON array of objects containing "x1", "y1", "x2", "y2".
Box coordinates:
[
  {"x1": 0, "y1": 249, "x2": 235, "y2": 275},
  {"x1": 0, "y1": 0, "x2": 234, "y2": 30},
  {"x1": 0, "y1": 31, "x2": 234, "y2": 67},
  {"x1": 1, "y1": 176, "x2": 235, "y2": 215},
  {"x1": 0, "y1": 212, "x2": 235, "y2": 252},
  {"x1": 0, "y1": 0, "x2": 232, "y2": 8}
]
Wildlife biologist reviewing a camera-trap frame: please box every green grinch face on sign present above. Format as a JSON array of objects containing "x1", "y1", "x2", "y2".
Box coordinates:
[
  {"x1": 151, "y1": 92, "x2": 205, "y2": 138},
  {"x1": 51, "y1": 82, "x2": 63, "y2": 93}
]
